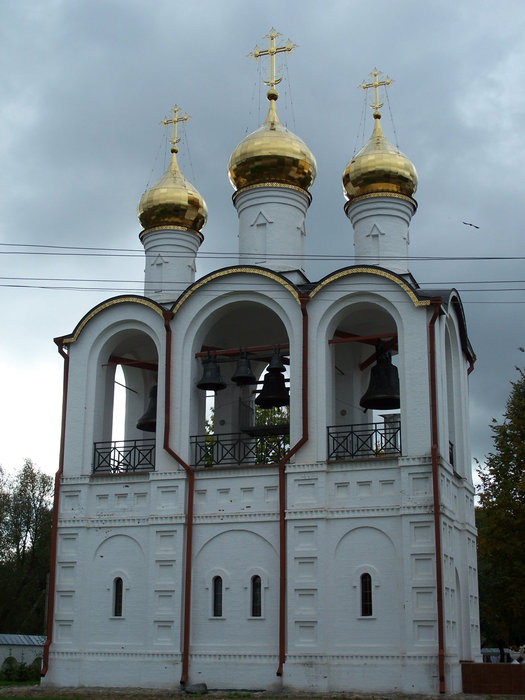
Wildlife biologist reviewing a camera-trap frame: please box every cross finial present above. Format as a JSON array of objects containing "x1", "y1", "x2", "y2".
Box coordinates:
[
  {"x1": 359, "y1": 68, "x2": 393, "y2": 118},
  {"x1": 161, "y1": 105, "x2": 190, "y2": 153},
  {"x1": 249, "y1": 28, "x2": 297, "y2": 100}
]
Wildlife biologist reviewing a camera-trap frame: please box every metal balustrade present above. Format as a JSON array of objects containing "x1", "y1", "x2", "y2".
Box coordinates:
[
  {"x1": 327, "y1": 420, "x2": 401, "y2": 461},
  {"x1": 93, "y1": 439, "x2": 156, "y2": 473},
  {"x1": 190, "y1": 431, "x2": 290, "y2": 467}
]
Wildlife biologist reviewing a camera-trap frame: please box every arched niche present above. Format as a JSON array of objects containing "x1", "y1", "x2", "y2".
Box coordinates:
[
  {"x1": 92, "y1": 327, "x2": 159, "y2": 463},
  {"x1": 320, "y1": 296, "x2": 402, "y2": 462},
  {"x1": 188, "y1": 297, "x2": 291, "y2": 466},
  {"x1": 444, "y1": 317, "x2": 464, "y2": 475},
  {"x1": 327, "y1": 300, "x2": 400, "y2": 426}
]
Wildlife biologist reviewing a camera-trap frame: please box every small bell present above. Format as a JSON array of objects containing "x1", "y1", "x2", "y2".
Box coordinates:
[
  {"x1": 137, "y1": 384, "x2": 157, "y2": 432},
  {"x1": 268, "y1": 346, "x2": 286, "y2": 372},
  {"x1": 197, "y1": 352, "x2": 226, "y2": 392},
  {"x1": 359, "y1": 342, "x2": 400, "y2": 411},
  {"x1": 231, "y1": 349, "x2": 257, "y2": 386}
]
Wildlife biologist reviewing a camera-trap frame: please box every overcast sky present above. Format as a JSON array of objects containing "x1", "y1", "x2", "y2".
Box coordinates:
[{"x1": 1, "y1": 0, "x2": 524, "y2": 479}]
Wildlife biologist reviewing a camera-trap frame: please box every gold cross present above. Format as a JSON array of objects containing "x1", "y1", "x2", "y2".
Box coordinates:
[
  {"x1": 359, "y1": 68, "x2": 393, "y2": 116},
  {"x1": 249, "y1": 28, "x2": 297, "y2": 93},
  {"x1": 161, "y1": 105, "x2": 189, "y2": 153}
]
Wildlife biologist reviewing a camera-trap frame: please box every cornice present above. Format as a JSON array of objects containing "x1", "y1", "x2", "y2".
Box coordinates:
[{"x1": 171, "y1": 266, "x2": 300, "y2": 315}]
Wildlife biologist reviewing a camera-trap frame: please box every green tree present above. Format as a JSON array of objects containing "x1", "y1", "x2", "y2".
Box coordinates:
[
  {"x1": 253, "y1": 404, "x2": 290, "y2": 463},
  {"x1": 0, "y1": 459, "x2": 53, "y2": 633},
  {"x1": 476, "y1": 366, "x2": 525, "y2": 646}
]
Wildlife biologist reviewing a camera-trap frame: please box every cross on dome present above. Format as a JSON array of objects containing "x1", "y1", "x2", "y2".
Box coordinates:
[
  {"x1": 249, "y1": 28, "x2": 297, "y2": 99},
  {"x1": 161, "y1": 105, "x2": 190, "y2": 154},
  {"x1": 359, "y1": 68, "x2": 393, "y2": 118}
]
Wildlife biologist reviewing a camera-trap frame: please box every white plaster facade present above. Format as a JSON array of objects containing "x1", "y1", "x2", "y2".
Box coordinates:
[{"x1": 42, "y1": 99, "x2": 480, "y2": 695}]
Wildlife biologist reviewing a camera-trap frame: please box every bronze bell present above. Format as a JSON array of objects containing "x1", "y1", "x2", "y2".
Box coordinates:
[
  {"x1": 137, "y1": 384, "x2": 157, "y2": 432},
  {"x1": 255, "y1": 348, "x2": 289, "y2": 408},
  {"x1": 231, "y1": 349, "x2": 257, "y2": 386},
  {"x1": 197, "y1": 352, "x2": 226, "y2": 392},
  {"x1": 359, "y1": 342, "x2": 400, "y2": 411}
]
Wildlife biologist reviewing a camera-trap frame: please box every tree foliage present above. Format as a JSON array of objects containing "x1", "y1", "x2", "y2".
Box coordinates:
[
  {"x1": 0, "y1": 459, "x2": 53, "y2": 634},
  {"x1": 476, "y1": 367, "x2": 525, "y2": 646}
]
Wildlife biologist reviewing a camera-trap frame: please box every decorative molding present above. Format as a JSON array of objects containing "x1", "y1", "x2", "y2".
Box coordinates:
[
  {"x1": 193, "y1": 512, "x2": 279, "y2": 523},
  {"x1": 49, "y1": 650, "x2": 182, "y2": 660},
  {"x1": 61, "y1": 296, "x2": 166, "y2": 345},
  {"x1": 171, "y1": 266, "x2": 300, "y2": 314},
  {"x1": 58, "y1": 515, "x2": 187, "y2": 527},
  {"x1": 309, "y1": 266, "x2": 430, "y2": 307}
]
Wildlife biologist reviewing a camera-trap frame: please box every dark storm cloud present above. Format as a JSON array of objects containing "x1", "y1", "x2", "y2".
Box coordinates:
[{"x1": 1, "y1": 0, "x2": 524, "y2": 474}]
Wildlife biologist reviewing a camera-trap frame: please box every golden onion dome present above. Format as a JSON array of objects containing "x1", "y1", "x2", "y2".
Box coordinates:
[
  {"x1": 228, "y1": 92, "x2": 316, "y2": 192},
  {"x1": 138, "y1": 148, "x2": 207, "y2": 233},
  {"x1": 343, "y1": 114, "x2": 417, "y2": 202}
]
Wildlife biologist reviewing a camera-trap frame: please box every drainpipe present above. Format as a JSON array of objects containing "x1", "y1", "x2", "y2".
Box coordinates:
[
  {"x1": 276, "y1": 293, "x2": 309, "y2": 676},
  {"x1": 428, "y1": 299, "x2": 446, "y2": 693},
  {"x1": 161, "y1": 311, "x2": 195, "y2": 687},
  {"x1": 41, "y1": 340, "x2": 69, "y2": 677}
]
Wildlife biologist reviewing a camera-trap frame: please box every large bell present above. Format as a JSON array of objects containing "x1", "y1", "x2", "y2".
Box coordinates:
[
  {"x1": 231, "y1": 349, "x2": 257, "y2": 386},
  {"x1": 359, "y1": 343, "x2": 400, "y2": 411},
  {"x1": 255, "y1": 349, "x2": 289, "y2": 408},
  {"x1": 137, "y1": 384, "x2": 157, "y2": 432},
  {"x1": 197, "y1": 352, "x2": 226, "y2": 392}
]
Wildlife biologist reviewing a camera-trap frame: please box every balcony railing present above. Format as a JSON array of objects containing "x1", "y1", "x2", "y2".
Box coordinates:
[
  {"x1": 93, "y1": 439, "x2": 156, "y2": 473},
  {"x1": 190, "y1": 431, "x2": 290, "y2": 467},
  {"x1": 327, "y1": 420, "x2": 401, "y2": 461}
]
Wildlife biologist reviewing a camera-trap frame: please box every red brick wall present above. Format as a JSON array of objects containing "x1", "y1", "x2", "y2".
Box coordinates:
[{"x1": 462, "y1": 662, "x2": 525, "y2": 694}]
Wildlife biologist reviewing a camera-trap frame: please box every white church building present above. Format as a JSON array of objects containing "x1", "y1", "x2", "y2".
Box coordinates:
[{"x1": 41, "y1": 36, "x2": 480, "y2": 694}]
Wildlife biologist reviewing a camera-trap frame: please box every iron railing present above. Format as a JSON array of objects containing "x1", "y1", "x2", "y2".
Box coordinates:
[
  {"x1": 190, "y1": 431, "x2": 290, "y2": 467},
  {"x1": 327, "y1": 420, "x2": 401, "y2": 461},
  {"x1": 93, "y1": 439, "x2": 155, "y2": 473}
]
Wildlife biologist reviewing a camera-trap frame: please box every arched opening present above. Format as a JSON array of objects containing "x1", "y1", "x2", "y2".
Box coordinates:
[
  {"x1": 327, "y1": 302, "x2": 401, "y2": 461},
  {"x1": 251, "y1": 575, "x2": 262, "y2": 617},
  {"x1": 93, "y1": 328, "x2": 159, "y2": 473},
  {"x1": 113, "y1": 577, "x2": 123, "y2": 617},
  {"x1": 190, "y1": 300, "x2": 291, "y2": 467},
  {"x1": 445, "y1": 325, "x2": 465, "y2": 475},
  {"x1": 212, "y1": 576, "x2": 223, "y2": 617},
  {"x1": 111, "y1": 366, "x2": 126, "y2": 442},
  {"x1": 360, "y1": 572, "x2": 373, "y2": 617}
]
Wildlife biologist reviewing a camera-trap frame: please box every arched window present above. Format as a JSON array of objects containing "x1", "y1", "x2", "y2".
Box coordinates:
[
  {"x1": 251, "y1": 575, "x2": 262, "y2": 617},
  {"x1": 212, "y1": 576, "x2": 223, "y2": 617},
  {"x1": 113, "y1": 577, "x2": 123, "y2": 617},
  {"x1": 360, "y1": 572, "x2": 372, "y2": 616}
]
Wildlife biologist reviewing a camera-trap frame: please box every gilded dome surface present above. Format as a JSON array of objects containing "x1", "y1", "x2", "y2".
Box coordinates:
[
  {"x1": 138, "y1": 151, "x2": 207, "y2": 232},
  {"x1": 343, "y1": 115, "x2": 417, "y2": 201},
  {"x1": 228, "y1": 98, "x2": 316, "y2": 191}
]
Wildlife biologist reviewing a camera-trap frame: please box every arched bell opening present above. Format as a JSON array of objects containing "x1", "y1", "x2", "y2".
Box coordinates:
[
  {"x1": 327, "y1": 302, "x2": 401, "y2": 461},
  {"x1": 93, "y1": 329, "x2": 159, "y2": 473},
  {"x1": 190, "y1": 300, "x2": 291, "y2": 467},
  {"x1": 445, "y1": 323, "x2": 465, "y2": 476}
]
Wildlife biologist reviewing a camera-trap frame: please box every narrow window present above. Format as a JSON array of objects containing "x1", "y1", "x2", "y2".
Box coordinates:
[
  {"x1": 360, "y1": 573, "x2": 372, "y2": 616},
  {"x1": 213, "y1": 576, "x2": 223, "y2": 617},
  {"x1": 251, "y1": 575, "x2": 262, "y2": 617},
  {"x1": 113, "y1": 577, "x2": 123, "y2": 617}
]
